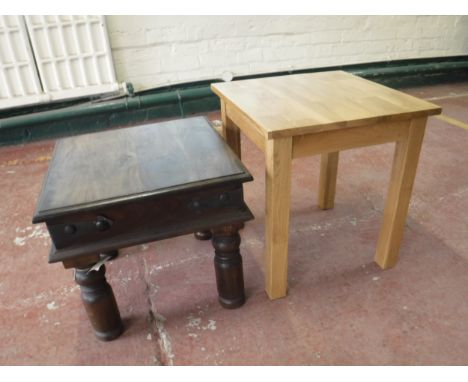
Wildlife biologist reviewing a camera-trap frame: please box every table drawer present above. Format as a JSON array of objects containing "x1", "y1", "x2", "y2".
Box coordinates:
[{"x1": 46, "y1": 183, "x2": 249, "y2": 252}]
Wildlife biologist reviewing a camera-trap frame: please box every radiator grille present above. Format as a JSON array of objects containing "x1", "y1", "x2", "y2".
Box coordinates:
[
  {"x1": 0, "y1": 15, "x2": 119, "y2": 110},
  {"x1": 0, "y1": 15, "x2": 47, "y2": 109},
  {"x1": 25, "y1": 15, "x2": 119, "y2": 100}
]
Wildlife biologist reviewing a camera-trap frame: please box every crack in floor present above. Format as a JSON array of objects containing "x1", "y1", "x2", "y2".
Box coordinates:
[{"x1": 142, "y1": 257, "x2": 174, "y2": 366}]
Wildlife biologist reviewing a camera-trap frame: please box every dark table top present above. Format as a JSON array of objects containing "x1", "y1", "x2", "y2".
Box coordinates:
[{"x1": 33, "y1": 116, "x2": 251, "y2": 222}]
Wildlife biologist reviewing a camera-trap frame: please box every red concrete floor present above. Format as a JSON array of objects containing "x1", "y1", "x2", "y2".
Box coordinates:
[{"x1": 0, "y1": 81, "x2": 467, "y2": 365}]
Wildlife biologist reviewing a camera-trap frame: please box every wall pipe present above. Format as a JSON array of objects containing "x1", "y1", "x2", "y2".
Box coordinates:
[
  {"x1": 1, "y1": 58, "x2": 467, "y2": 131},
  {"x1": 0, "y1": 86, "x2": 213, "y2": 130}
]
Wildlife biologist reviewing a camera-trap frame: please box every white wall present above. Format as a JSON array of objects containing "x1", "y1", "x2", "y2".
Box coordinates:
[{"x1": 106, "y1": 16, "x2": 468, "y2": 92}]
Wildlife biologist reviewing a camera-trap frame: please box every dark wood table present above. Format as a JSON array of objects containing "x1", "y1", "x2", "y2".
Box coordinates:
[{"x1": 32, "y1": 116, "x2": 253, "y2": 341}]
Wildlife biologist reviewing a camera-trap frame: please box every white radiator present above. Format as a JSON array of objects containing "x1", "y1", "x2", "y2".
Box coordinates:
[
  {"x1": 0, "y1": 15, "x2": 121, "y2": 110},
  {"x1": 0, "y1": 15, "x2": 48, "y2": 109}
]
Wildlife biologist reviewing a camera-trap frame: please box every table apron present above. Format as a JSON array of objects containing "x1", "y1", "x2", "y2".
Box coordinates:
[
  {"x1": 46, "y1": 183, "x2": 253, "y2": 264},
  {"x1": 291, "y1": 120, "x2": 412, "y2": 158},
  {"x1": 226, "y1": 101, "x2": 266, "y2": 152}
]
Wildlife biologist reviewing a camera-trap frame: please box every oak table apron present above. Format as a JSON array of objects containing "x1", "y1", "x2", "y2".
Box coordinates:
[{"x1": 211, "y1": 70, "x2": 442, "y2": 300}]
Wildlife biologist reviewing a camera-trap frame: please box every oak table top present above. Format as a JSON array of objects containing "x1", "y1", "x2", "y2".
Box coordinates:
[{"x1": 212, "y1": 70, "x2": 441, "y2": 139}]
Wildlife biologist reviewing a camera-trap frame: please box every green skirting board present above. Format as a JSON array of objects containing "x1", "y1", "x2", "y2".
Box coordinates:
[{"x1": 0, "y1": 55, "x2": 467, "y2": 147}]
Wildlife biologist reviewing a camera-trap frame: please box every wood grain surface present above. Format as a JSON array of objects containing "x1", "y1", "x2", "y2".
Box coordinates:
[
  {"x1": 34, "y1": 117, "x2": 249, "y2": 220},
  {"x1": 374, "y1": 117, "x2": 428, "y2": 269},
  {"x1": 264, "y1": 136, "x2": 293, "y2": 299},
  {"x1": 212, "y1": 70, "x2": 441, "y2": 139}
]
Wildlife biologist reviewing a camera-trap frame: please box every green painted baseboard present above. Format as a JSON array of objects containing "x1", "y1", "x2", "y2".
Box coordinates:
[{"x1": 1, "y1": 55, "x2": 467, "y2": 147}]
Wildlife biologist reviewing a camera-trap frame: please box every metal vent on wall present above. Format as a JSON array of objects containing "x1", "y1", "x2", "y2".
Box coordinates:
[{"x1": 0, "y1": 15, "x2": 121, "y2": 110}]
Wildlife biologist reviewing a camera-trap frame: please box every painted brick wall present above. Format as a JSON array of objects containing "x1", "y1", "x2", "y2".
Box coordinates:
[{"x1": 106, "y1": 16, "x2": 468, "y2": 92}]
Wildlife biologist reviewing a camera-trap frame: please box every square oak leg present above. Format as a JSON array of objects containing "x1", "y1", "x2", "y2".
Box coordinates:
[
  {"x1": 318, "y1": 151, "x2": 339, "y2": 210},
  {"x1": 375, "y1": 117, "x2": 427, "y2": 269},
  {"x1": 265, "y1": 137, "x2": 293, "y2": 299},
  {"x1": 221, "y1": 100, "x2": 246, "y2": 231},
  {"x1": 221, "y1": 99, "x2": 241, "y2": 159}
]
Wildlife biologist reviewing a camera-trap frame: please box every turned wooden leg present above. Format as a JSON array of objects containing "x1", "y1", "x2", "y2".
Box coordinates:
[
  {"x1": 318, "y1": 151, "x2": 339, "y2": 209},
  {"x1": 194, "y1": 230, "x2": 212, "y2": 240},
  {"x1": 212, "y1": 224, "x2": 245, "y2": 309},
  {"x1": 75, "y1": 264, "x2": 123, "y2": 341}
]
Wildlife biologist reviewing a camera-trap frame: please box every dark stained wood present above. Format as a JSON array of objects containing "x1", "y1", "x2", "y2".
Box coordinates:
[
  {"x1": 33, "y1": 116, "x2": 254, "y2": 341},
  {"x1": 74, "y1": 265, "x2": 124, "y2": 341},
  {"x1": 33, "y1": 116, "x2": 251, "y2": 222},
  {"x1": 212, "y1": 224, "x2": 245, "y2": 309},
  {"x1": 194, "y1": 230, "x2": 212, "y2": 240},
  {"x1": 48, "y1": 184, "x2": 252, "y2": 264},
  {"x1": 62, "y1": 251, "x2": 100, "y2": 269}
]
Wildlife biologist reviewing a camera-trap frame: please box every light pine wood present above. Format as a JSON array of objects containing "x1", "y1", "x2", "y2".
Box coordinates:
[
  {"x1": 265, "y1": 137, "x2": 292, "y2": 299},
  {"x1": 374, "y1": 117, "x2": 427, "y2": 269},
  {"x1": 212, "y1": 71, "x2": 441, "y2": 139},
  {"x1": 221, "y1": 99, "x2": 242, "y2": 158},
  {"x1": 292, "y1": 120, "x2": 409, "y2": 158},
  {"x1": 226, "y1": 101, "x2": 266, "y2": 152},
  {"x1": 212, "y1": 71, "x2": 442, "y2": 300},
  {"x1": 318, "y1": 152, "x2": 339, "y2": 210}
]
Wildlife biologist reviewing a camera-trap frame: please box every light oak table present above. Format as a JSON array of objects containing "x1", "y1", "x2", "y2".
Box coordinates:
[{"x1": 211, "y1": 70, "x2": 442, "y2": 299}]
